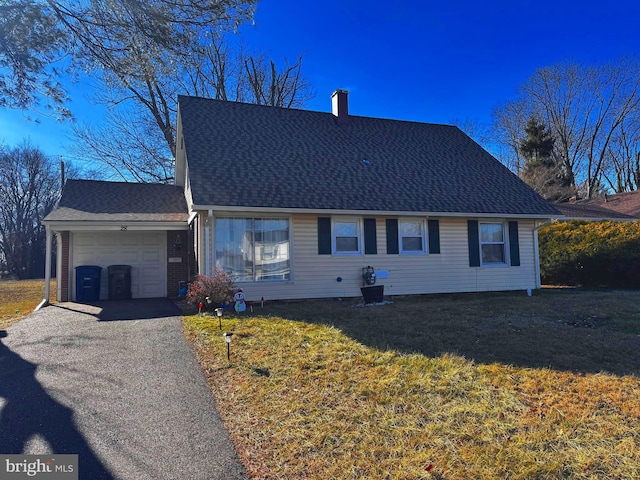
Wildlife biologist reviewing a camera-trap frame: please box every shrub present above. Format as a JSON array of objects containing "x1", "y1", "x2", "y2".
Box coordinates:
[
  {"x1": 186, "y1": 269, "x2": 235, "y2": 308},
  {"x1": 539, "y1": 220, "x2": 640, "y2": 286}
]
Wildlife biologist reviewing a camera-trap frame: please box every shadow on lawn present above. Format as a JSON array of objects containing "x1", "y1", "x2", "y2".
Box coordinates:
[{"x1": 266, "y1": 289, "x2": 640, "y2": 377}]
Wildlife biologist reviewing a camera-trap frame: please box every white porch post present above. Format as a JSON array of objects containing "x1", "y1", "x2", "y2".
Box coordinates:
[{"x1": 37, "y1": 225, "x2": 53, "y2": 310}]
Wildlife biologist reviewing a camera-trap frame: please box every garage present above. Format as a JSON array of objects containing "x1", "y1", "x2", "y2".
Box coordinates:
[
  {"x1": 72, "y1": 231, "x2": 167, "y2": 300},
  {"x1": 42, "y1": 180, "x2": 190, "y2": 303}
]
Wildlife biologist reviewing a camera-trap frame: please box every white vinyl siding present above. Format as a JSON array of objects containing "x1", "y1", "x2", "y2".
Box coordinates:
[{"x1": 201, "y1": 214, "x2": 538, "y2": 301}]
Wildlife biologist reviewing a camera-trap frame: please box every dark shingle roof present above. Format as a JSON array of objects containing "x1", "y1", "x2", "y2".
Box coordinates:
[
  {"x1": 179, "y1": 95, "x2": 560, "y2": 217},
  {"x1": 44, "y1": 179, "x2": 188, "y2": 223},
  {"x1": 553, "y1": 201, "x2": 636, "y2": 220},
  {"x1": 560, "y1": 191, "x2": 640, "y2": 219}
]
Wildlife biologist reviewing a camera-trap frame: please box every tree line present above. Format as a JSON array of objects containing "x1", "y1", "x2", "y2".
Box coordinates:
[
  {"x1": 0, "y1": 143, "x2": 62, "y2": 279},
  {"x1": 491, "y1": 57, "x2": 640, "y2": 201}
]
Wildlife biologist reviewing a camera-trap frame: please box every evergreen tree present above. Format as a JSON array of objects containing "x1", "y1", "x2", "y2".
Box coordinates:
[
  {"x1": 520, "y1": 117, "x2": 555, "y2": 168},
  {"x1": 519, "y1": 117, "x2": 574, "y2": 201}
]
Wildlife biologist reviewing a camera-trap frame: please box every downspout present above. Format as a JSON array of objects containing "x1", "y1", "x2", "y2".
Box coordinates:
[
  {"x1": 533, "y1": 219, "x2": 553, "y2": 289},
  {"x1": 36, "y1": 225, "x2": 53, "y2": 311},
  {"x1": 206, "y1": 209, "x2": 213, "y2": 277}
]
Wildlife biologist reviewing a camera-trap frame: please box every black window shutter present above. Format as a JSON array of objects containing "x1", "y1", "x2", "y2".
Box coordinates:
[
  {"x1": 508, "y1": 221, "x2": 520, "y2": 266},
  {"x1": 386, "y1": 219, "x2": 399, "y2": 254},
  {"x1": 467, "y1": 220, "x2": 480, "y2": 267},
  {"x1": 364, "y1": 218, "x2": 377, "y2": 254},
  {"x1": 428, "y1": 219, "x2": 440, "y2": 254},
  {"x1": 318, "y1": 217, "x2": 331, "y2": 255}
]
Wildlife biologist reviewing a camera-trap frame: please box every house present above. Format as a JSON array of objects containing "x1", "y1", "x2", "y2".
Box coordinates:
[
  {"x1": 555, "y1": 192, "x2": 640, "y2": 220},
  {"x1": 42, "y1": 90, "x2": 560, "y2": 303}
]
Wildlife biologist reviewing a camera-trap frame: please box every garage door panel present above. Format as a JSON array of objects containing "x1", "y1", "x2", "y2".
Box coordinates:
[
  {"x1": 138, "y1": 265, "x2": 163, "y2": 296},
  {"x1": 96, "y1": 250, "x2": 118, "y2": 262},
  {"x1": 120, "y1": 235, "x2": 139, "y2": 246},
  {"x1": 121, "y1": 251, "x2": 139, "y2": 263},
  {"x1": 99, "y1": 236, "x2": 117, "y2": 246},
  {"x1": 72, "y1": 231, "x2": 166, "y2": 300},
  {"x1": 75, "y1": 234, "x2": 97, "y2": 246},
  {"x1": 74, "y1": 250, "x2": 96, "y2": 265},
  {"x1": 142, "y1": 234, "x2": 161, "y2": 246},
  {"x1": 142, "y1": 251, "x2": 161, "y2": 263}
]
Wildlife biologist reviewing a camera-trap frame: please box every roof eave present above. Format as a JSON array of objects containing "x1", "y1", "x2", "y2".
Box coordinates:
[
  {"x1": 42, "y1": 220, "x2": 189, "y2": 231},
  {"x1": 552, "y1": 215, "x2": 637, "y2": 222},
  {"x1": 190, "y1": 204, "x2": 558, "y2": 219}
]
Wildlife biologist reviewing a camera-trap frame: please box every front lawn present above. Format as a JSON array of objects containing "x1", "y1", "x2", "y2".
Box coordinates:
[
  {"x1": 0, "y1": 279, "x2": 56, "y2": 329},
  {"x1": 183, "y1": 289, "x2": 640, "y2": 479}
]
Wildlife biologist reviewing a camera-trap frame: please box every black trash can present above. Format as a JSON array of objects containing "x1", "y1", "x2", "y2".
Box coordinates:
[
  {"x1": 75, "y1": 265, "x2": 102, "y2": 302},
  {"x1": 108, "y1": 265, "x2": 132, "y2": 300}
]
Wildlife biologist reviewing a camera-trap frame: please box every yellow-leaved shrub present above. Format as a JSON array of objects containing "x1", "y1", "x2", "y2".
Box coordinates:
[{"x1": 539, "y1": 220, "x2": 640, "y2": 286}]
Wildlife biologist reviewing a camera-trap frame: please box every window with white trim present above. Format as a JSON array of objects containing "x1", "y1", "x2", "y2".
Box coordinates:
[
  {"x1": 479, "y1": 222, "x2": 506, "y2": 264},
  {"x1": 215, "y1": 217, "x2": 290, "y2": 281},
  {"x1": 399, "y1": 219, "x2": 426, "y2": 254},
  {"x1": 333, "y1": 219, "x2": 362, "y2": 255}
]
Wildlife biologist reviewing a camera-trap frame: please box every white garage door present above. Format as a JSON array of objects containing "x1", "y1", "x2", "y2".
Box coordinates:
[{"x1": 72, "y1": 231, "x2": 167, "y2": 300}]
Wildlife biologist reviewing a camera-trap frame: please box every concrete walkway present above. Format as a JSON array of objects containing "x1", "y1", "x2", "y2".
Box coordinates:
[{"x1": 0, "y1": 299, "x2": 247, "y2": 480}]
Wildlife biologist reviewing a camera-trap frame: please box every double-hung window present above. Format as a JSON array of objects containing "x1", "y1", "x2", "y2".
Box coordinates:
[
  {"x1": 479, "y1": 222, "x2": 506, "y2": 265},
  {"x1": 333, "y1": 219, "x2": 362, "y2": 255},
  {"x1": 215, "y1": 217, "x2": 290, "y2": 281},
  {"x1": 399, "y1": 219, "x2": 427, "y2": 254}
]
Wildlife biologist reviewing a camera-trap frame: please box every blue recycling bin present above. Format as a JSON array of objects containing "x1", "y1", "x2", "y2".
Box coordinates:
[{"x1": 75, "y1": 265, "x2": 102, "y2": 302}]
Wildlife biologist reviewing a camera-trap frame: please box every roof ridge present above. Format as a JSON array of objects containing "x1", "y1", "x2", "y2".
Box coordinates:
[{"x1": 177, "y1": 94, "x2": 455, "y2": 128}]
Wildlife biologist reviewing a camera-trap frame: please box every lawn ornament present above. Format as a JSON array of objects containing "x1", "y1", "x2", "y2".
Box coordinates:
[{"x1": 234, "y1": 289, "x2": 246, "y2": 313}]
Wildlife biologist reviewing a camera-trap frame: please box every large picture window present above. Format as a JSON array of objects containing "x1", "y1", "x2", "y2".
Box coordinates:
[
  {"x1": 479, "y1": 222, "x2": 506, "y2": 264},
  {"x1": 215, "y1": 217, "x2": 290, "y2": 281}
]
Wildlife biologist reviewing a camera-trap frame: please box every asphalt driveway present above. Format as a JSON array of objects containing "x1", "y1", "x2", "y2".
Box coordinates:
[{"x1": 0, "y1": 299, "x2": 247, "y2": 480}]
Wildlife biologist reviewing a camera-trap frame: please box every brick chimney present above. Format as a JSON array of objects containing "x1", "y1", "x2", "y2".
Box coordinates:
[{"x1": 331, "y1": 89, "x2": 349, "y2": 124}]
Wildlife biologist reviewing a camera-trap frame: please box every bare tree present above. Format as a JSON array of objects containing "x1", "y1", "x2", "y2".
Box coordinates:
[
  {"x1": 450, "y1": 118, "x2": 492, "y2": 150},
  {"x1": 0, "y1": 142, "x2": 61, "y2": 278},
  {"x1": 1, "y1": 0, "x2": 259, "y2": 181},
  {"x1": 0, "y1": 1, "x2": 71, "y2": 119},
  {"x1": 493, "y1": 58, "x2": 640, "y2": 198},
  {"x1": 72, "y1": 104, "x2": 174, "y2": 183},
  {"x1": 72, "y1": 33, "x2": 313, "y2": 183},
  {"x1": 603, "y1": 120, "x2": 640, "y2": 192},
  {"x1": 491, "y1": 99, "x2": 531, "y2": 175}
]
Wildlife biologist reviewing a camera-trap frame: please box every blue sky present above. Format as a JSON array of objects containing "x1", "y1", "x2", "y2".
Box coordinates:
[{"x1": 2, "y1": 0, "x2": 640, "y2": 166}]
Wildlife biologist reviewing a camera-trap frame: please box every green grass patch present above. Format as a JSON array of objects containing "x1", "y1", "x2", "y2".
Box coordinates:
[
  {"x1": 0, "y1": 279, "x2": 56, "y2": 329},
  {"x1": 184, "y1": 289, "x2": 640, "y2": 479}
]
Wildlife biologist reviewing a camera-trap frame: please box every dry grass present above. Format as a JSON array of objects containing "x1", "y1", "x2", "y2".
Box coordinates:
[
  {"x1": 184, "y1": 289, "x2": 640, "y2": 479},
  {"x1": 0, "y1": 279, "x2": 56, "y2": 329}
]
